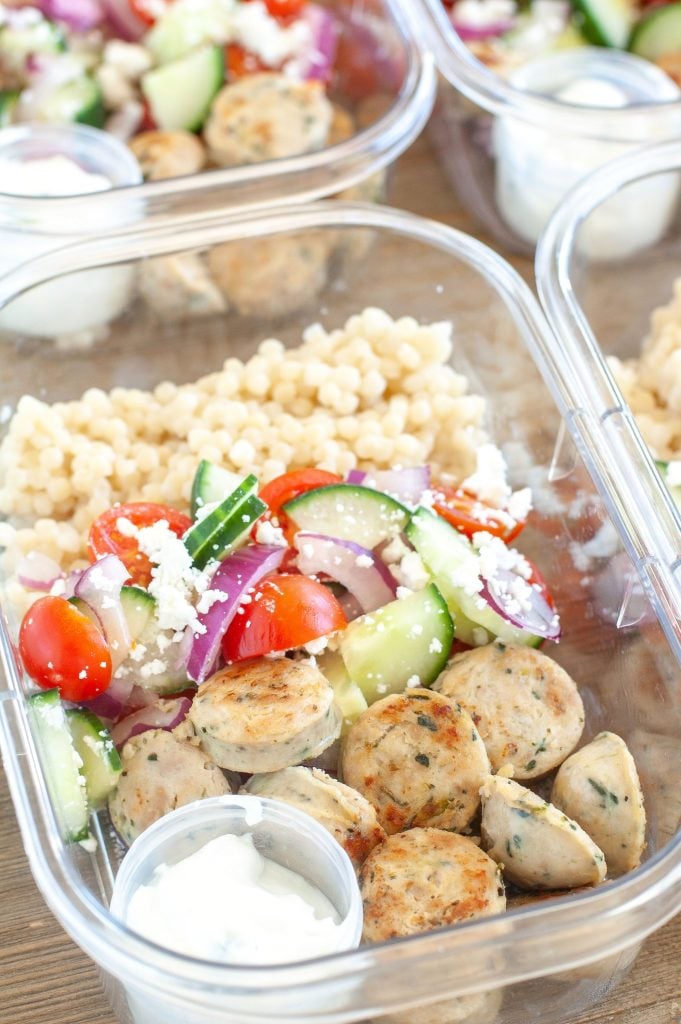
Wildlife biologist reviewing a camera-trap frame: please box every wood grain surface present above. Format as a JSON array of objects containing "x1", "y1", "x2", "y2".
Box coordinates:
[{"x1": 1, "y1": 131, "x2": 680, "y2": 1024}]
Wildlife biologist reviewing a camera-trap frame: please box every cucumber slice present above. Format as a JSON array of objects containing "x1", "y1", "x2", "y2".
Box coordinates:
[
  {"x1": 283, "y1": 485, "x2": 409, "y2": 549},
  {"x1": 67, "y1": 595, "x2": 101, "y2": 629},
  {"x1": 146, "y1": 0, "x2": 233, "y2": 64},
  {"x1": 184, "y1": 474, "x2": 266, "y2": 569},
  {"x1": 573, "y1": 0, "x2": 636, "y2": 47},
  {"x1": 66, "y1": 708, "x2": 121, "y2": 810},
  {"x1": 630, "y1": 2, "x2": 681, "y2": 60},
  {"x1": 656, "y1": 460, "x2": 681, "y2": 511},
  {"x1": 28, "y1": 689, "x2": 90, "y2": 843},
  {"x1": 317, "y1": 650, "x2": 368, "y2": 732},
  {"x1": 0, "y1": 16, "x2": 65, "y2": 70},
  {"x1": 0, "y1": 90, "x2": 19, "y2": 127},
  {"x1": 141, "y1": 45, "x2": 224, "y2": 132},
  {"x1": 120, "y1": 585, "x2": 156, "y2": 641},
  {"x1": 34, "y1": 74, "x2": 105, "y2": 128},
  {"x1": 339, "y1": 584, "x2": 453, "y2": 704},
  {"x1": 406, "y1": 508, "x2": 542, "y2": 648},
  {"x1": 190, "y1": 459, "x2": 245, "y2": 519}
]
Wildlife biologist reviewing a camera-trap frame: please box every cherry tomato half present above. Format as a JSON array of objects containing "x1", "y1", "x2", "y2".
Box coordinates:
[
  {"x1": 525, "y1": 558, "x2": 555, "y2": 611},
  {"x1": 128, "y1": 0, "x2": 169, "y2": 27},
  {"x1": 258, "y1": 468, "x2": 342, "y2": 542},
  {"x1": 222, "y1": 573, "x2": 347, "y2": 661},
  {"x1": 243, "y1": 0, "x2": 306, "y2": 21},
  {"x1": 19, "y1": 596, "x2": 112, "y2": 701},
  {"x1": 225, "y1": 43, "x2": 269, "y2": 79},
  {"x1": 88, "y1": 502, "x2": 193, "y2": 587},
  {"x1": 433, "y1": 484, "x2": 526, "y2": 543}
]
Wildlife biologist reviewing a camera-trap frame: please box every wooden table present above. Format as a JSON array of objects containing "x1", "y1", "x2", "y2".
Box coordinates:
[{"x1": 1, "y1": 131, "x2": 680, "y2": 1024}]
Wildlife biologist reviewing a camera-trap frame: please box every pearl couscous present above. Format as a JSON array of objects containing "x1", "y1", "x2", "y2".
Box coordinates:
[
  {"x1": 0, "y1": 308, "x2": 486, "y2": 598},
  {"x1": 609, "y1": 280, "x2": 681, "y2": 460}
]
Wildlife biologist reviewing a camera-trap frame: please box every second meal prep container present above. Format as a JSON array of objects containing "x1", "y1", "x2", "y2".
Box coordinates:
[
  {"x1": 417, "y1": 0, "x2": 681, "y2": 256},
  {"x1": 0, "y1": 201, "x2": 680, "y2": 1024},
  {"x1": 0, "y1": 0, "x2": 435, "y2": 236}
]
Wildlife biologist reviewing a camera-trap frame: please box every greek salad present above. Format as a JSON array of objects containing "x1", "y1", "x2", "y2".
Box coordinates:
[
  {"x1": 0, "y1": 0, "x2": 397, "y2": 177},
  {"x1": 446, "y1": 0, "x2": 681, "y2": 80},
  {"x1": 18, "y1": 458, "x2": 557, "y2": 846}
]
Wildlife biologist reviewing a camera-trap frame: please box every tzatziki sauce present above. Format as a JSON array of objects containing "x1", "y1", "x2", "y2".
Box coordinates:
[{"x1": 125, "y1": 832, "x2": 343, "y2": 964}]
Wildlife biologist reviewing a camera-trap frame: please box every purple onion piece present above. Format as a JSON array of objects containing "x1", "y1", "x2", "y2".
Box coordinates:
[
  {"x1": 345, "y1": 466, "x2": 430, "y2": 506},
  {"x1": 187, "y1": 544, "x2": 287, "y2": 684},
  {"x1": 295, "y1": 532, "x2": 396, "y2": 613},
  {"x1": 16, "y1": 551, "x2": 62, "y2": 592},
  {"x1": 82, "y1": 674, "x2": 134, "y2": 724},
  {"x1": 74, "y1": 555, "x2": 131, "y2": 670},
  {"x1": 450, "y1": 16, "x2": 514, "y2": 40},
  {"x1": 298, "y1": 4, "x2": 339, "y2": 83},
  {"x1": 480, "y1": 565, "x2": 560, "y2": 641},
  {"x1": 35, "y1": 0, "x2": 103, "y2": 30},
  {"x1": 100, "y1": 0, "x2": 146, "y2": 40},
  {"x1": 111, "y1": 696, "x2": 191, "y2": 749}
]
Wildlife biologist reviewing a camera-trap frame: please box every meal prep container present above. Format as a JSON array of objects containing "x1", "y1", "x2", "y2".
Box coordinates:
[
  {"x1": 1, "y1": 201, "x2": 681, "y2": 1024},
  {"x1": 0, "y1": 0, "x2": 435, "y2": 230},
  {"x1": 416, "y1": 0, "x2": 681, "y2": 256}
]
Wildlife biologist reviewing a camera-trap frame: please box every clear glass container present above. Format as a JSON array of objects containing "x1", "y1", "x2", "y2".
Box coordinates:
[
  {"x1": 0, "y1": 0, "x2": 435, "y2": 230},
  {"x1": 0, "y1": 202, "x2": 680, "y2": 1024},
  {"x1": 416, "y1": 0, "x2": 681, "y2": 256}
]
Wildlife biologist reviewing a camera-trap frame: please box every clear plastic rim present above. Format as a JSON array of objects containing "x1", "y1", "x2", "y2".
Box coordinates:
[
  {"x1": 0, "y1": 200, "x2": 680, "y2": 1012},
  {"x1": 0, "y1": 0, "x2": 436, "y2": 223},
  {"x1": 417, "y1": 0, "x2": 681, "y2": 133},
  {"x1": 535, "y1": 138, "x2": 681, "y2": 586}
]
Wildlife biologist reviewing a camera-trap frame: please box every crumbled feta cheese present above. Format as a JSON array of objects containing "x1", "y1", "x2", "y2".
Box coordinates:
[
  {"x1": 139, "y1": 658, "x2": 166, "y2": 678},
  {"x1": 406, "y1": 675, "x2": 421, "y2": 688},
  {"x1": 429, "y1": 637, "x2": 443, "y2": 654},
  {"x1": 116, "y1": 516, "x2": 138, "y2": 538},
  {"x1": 136, "y1": 520, "x2": 210, "y2": 635},
  {"x1": 304, "y1": 635, "x2": 329, "y2": 656},
  {"x1": 472, "y1": 627, "x2": 490, "y2": 646},
  {"x1": 390, "y1": 550, "x2": 430, "y2": 592},
  {"x1": 381, "y1": 535, "x2": 412, "y2": 565},
  {"x1": 49, "y1": 577, "x2": 66, "y2": 596},
  {"x1": 507, "y1": 487, "x2": 533, "y2": 522},
  {"x1": 129, "y1": 642, "x2": 147, "y2": 663},
  {"x1": 396, "y1": 586, "x2": 414, "y2": 600},
  {"x1": 410, "y1": 623, "x2": 424, "y2": 637},
  {"x1": 78, "y1": 669, "x2": 88, "y2": 679},
  {"x1": 254, "y1": 518, "x2": 287, "y2": 546},
  {"x1": 462, "y1": 443, "x2": 510, "y2": 507},
  {"x1": 355, "y1": 553, "x2": 374, "y2": 568},
  {"x1": 196, "y1": 589, "x2": 230, "y2": 614}
]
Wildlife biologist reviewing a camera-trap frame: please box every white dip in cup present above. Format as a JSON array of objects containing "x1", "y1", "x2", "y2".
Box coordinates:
[
  {"x1": 0, "y1": 123, "x2": 142, "y2": 338},
  {"x1": 493, "y1": 48, "x2": 681, "y2": 259},
  {"x1": 110, "y1": 794, "x2": 363, "y2": 1024}
]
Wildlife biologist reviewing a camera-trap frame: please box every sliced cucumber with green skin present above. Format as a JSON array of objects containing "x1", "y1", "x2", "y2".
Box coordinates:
[
  {"x1": 0, "y1": 16, "x2": 65, "y2": 69},
  {"x1": 317, "y1": 650, "x2": 368, "y2": 732},
  {"x1": 406, "y1": 508, "x2": 542, "y2": 649},
  {"x1": 190, "y1": 459, "x2": 245, "y2": 519},
  {"x1": 184, "y1": 474, "x2": 266, "y2": 569},
  {"x1": 34, "y1": 74, "x2": 105, "y2": 128},
  {"x1": 405, "y1": 507, "x2": 486, "y2": 646},
  {"x1": 68, "y1": 595, "x2": 101, "y2": 629},
  {"x1": 28, "y1": 689, "x2": 90, "y2": 843},
  {"x1": 146, "y1": 0, "x2": 232, "y2": 63},
  {"x1": 339, "y1": 583, "x2": 454, "y2": 704},
  {"x1": 630, "y1": 2, "x2": 681, "y2": 61},
  {"x1": 66, "y1": 708, "x2": 121, "y2": 810},
  {"x1": 0, "y1": 90, "x2": 19, "y2": 127},
  {"x1": 120, "y1": 585, "x2": 156, "y2": 641},
  {"x1": 656, "y1": 459, "x2": 681, "y2": 511},
  {"x1": 573, "y1": 0, "x2": 636, "y2": 48},
  {"x1": 283, "y1": 485, "x2": 410, "y2": 549},
  {"x1": 141, "y1": 45, "x2": 224, "y2": 132}
]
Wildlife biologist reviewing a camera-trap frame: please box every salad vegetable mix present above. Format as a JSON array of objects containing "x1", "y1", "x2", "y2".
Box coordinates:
[
  {"x1": 4, "y1": 309, "x2": 647, "y2": 950},
  {"x1": 445, "y1": 0, "x2": 681, "y2": 81},
  {"x1": 0, "y1": 0, "x2": 398, "y2": 178}
]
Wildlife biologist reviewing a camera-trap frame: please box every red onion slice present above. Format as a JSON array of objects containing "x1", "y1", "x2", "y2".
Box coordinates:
[
  {"x1": 100, "y1": 0, "x2": 147, "y2": 39},
  {"x1": 450, "y1": 12, "x2": 514, "y2": 40},
  {"x1": 82, "y1": 674, "x2": 135, "y2": 724},
  {"x1": 295, "y1": 532, "x2": 396, "y2": 613},
  {"x1": 16, "y1": 551, "x2": 63, "y2": 592},
  {"x1": 187, "y1": 544, "x2": 287, "y2": 684},
  {"x1": 35, "y1": 0, "x2": 103, "y2": 31},
  {"x1": 298, "y1": 4, "x2": 339, "y2": 82},
  {"x1": 480, "y1": 566, "x2": 560, "y2": 641},
  {"x1": 346, "y1": 466, "x2": 430, "y2": 506},
  {"x1": 74, "y1": 555, "x2": 131, "y2": 671},
  {"x1": 111, "y1": 696, "x2": 192, "y2": 749}
]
